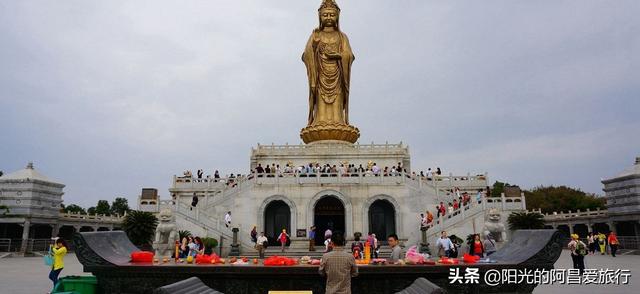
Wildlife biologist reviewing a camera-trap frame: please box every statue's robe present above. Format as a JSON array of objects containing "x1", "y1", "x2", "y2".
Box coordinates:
[{"x1": 302, "y1": 29, "x2": 355, "y2": 125}]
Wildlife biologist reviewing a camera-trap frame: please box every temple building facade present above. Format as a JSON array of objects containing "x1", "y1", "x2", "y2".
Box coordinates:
[
  {"x1": 166, "y1": 143, "x2": 491, "y2": 251},
  {"x1": 0, "y1": 163, "x2": 123, "y2": 254}
]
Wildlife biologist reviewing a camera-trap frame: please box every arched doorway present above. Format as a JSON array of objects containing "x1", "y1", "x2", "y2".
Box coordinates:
[
  {"x1": 264, "y1": 200, "x2": 291, "y2": 246},
  {"x1": 368, "y1": 200, "x2": 396, "y2": 243},
  {"x1": 314, "y1": 196, "x2": 345, "y2": 245}
]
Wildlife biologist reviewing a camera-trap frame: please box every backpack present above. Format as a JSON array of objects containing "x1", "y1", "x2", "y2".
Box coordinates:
[{"x1": 576, "y1": 241, "x2": 587, "y2": 256}]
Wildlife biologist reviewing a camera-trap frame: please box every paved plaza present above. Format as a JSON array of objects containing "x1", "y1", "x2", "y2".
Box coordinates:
[{"x1": 0, "y1": 250, "x2": 636, "y2": 294}]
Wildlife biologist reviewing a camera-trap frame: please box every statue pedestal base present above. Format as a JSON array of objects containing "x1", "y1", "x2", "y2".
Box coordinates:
[
  {"x1": 250, "y1": 141, "x2": 411, "y2": 173},
  {"x1": 229, "y1": 244, "x2": 240, "y2": 256},
  {"x1": 300, "y1": 122, "x2": 360, "y2": 144}
]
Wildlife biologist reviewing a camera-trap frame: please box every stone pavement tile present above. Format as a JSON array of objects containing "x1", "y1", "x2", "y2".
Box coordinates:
[
  {"x1": 534, "y1": 250, "x2": 638, "y2": 294},
  {"x1": 0, "y1": 253, "x2": 88, "y2": 294}
]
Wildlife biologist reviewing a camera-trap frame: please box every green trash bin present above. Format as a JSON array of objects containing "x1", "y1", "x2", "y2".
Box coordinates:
[{"x1": 52, "y1": 275, "x2": 97, "y2": 294}]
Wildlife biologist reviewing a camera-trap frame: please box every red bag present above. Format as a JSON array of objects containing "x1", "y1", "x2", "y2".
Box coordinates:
[
  {"x1": 131, "y1": 251, "x2": 154, "y2": 263},
  {"x1": 195, "y1": 254, "x2": 212, "y2": 264},
  {"x1": 263, "y1": 256, "x2": 298, "y2": 266},
  {"x1": 462, "y1": 253, "x2": 480, "y2": 264}
]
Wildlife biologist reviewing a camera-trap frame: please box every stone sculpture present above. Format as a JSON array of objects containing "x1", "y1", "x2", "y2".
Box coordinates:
[
  {"x1": 483, "y1": 208, "x2": 507, "y2": 242},
  {"x1": 154, "y1": 208, "x2": 177, "y2": 258},
  {"x1": 300, "y1": 0, "x2": 360, "y2": 144}
]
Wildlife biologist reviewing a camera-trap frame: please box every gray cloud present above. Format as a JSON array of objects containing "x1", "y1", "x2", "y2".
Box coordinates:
[{"x1": 1, "y1": 0, "x2": 638, "y2": 208}]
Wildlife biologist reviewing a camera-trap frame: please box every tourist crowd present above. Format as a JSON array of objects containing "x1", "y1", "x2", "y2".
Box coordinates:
[
  {"x1": 176, "y1": 163, "x2": 489, "y2": 185},
  {"x1": 418, "y1": 187, "x2": 489, "y2": 230}
]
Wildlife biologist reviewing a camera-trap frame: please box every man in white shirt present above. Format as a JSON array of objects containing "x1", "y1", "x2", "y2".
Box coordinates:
[
  {"x1": 256, "y1": 232, "x2": 268, "y2": 258},
  {"x1": 435, "y1": 231, "x2": 454, "y2": 257},
  {"x1": 224, "y1": 211, "x2": 232, "y2": 228}
]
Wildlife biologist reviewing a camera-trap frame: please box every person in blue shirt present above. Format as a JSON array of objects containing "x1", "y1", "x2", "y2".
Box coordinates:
[{"x1": 309, "y1": 226, "x2": 316, "y2": 251}]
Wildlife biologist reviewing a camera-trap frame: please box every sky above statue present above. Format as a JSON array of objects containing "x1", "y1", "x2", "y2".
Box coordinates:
[{"x1": 1, "y1": 0, "x2": 638, "y2": 208}]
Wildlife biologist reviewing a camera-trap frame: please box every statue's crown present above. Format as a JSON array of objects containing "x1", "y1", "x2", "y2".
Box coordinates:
[{"x1": 319, "y1": 0, "x2": 340, "y2": 11}]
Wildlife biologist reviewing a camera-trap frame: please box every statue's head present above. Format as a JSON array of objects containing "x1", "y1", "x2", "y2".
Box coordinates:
[
  {"x1": 318, "y1": 0, "x2": 340, "y2": 30},
  {"x1": 486, "y1": 208, "x2": 501, "y2": 222},
  {"x1": 159, "y1": 208, "x2": 173, "y2": 222}
]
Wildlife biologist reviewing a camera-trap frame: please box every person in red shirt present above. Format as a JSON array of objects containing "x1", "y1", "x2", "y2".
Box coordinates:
[
  {"x1": 453, "y1": 199, "x2": 459, "y2": 210},
  {"x1": 608, "y1": 232, "x2": 619, "y2": 257},
  {"x1": 278, "y1": 229, "x2": 289, "y2": 253},
  {"x1": 469, "y1": 234, "x2": 484, "y2": 257}
]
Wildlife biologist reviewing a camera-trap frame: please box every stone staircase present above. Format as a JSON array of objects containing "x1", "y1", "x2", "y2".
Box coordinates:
[
  {"x1": 202, "y1": 177, "x2": 255, "y2": 211},
  {"x1": 423, "y1": 195, "x2": 527, "y2": 251},
  {"x1": 173, "y1": 201, "x2": 254, "y2": 251}
]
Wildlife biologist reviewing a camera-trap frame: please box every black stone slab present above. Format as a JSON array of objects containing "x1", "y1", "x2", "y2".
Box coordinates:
[{"x1": 73, "y1": 230, "x2": 564, "y2": 294}]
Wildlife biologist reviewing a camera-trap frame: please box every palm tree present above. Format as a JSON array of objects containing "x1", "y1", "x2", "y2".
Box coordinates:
[
  {"x1": 507, "y1": 211, "x2": 545, "y2": 230},
  {"x1": 122, "y1": 211, "x2": 158, "y2": 246},
  {"x1": 178, "y1": 230, "x2": 192, "y2": 241}
]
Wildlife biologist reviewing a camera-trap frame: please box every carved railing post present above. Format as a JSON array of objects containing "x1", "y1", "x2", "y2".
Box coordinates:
[
  {"x1": 230, "y1": 228, "x2": 240, "y2": 256},
  {"x1": 420, "y1": 227, "x2": 430, "y2": 254}
]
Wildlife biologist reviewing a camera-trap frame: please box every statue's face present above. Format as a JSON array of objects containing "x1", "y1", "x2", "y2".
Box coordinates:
[
  {"x1": 489, "y1": 212, "x2": 501, "y2": 222},
  {"x1": 320, "y1": 9, "x2": 338, "y2": 28}
]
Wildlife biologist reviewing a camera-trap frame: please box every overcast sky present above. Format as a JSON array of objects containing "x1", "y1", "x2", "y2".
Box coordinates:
[{"x1": 1, "y1": 0, "x2": 638, "y2": 208}]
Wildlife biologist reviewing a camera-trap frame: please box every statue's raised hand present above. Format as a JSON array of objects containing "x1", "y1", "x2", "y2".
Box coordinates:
[{"x1": 326, "y1": 52, "x2": 341, "y2": 59}]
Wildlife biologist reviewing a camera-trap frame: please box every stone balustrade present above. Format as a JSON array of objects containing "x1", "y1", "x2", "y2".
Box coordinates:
[
  {"x1": 172, "y1": 171, "x2": 488, "y2": 191},
  {"x1": 252, "y1": 142, "x2": 406, "y2": 152},
  {"x1": 542, "y1": 208, "x2": 608, "y2": 221},
  {"x1": 59, "y1": 211, "x2": 125, "y2": 223}
]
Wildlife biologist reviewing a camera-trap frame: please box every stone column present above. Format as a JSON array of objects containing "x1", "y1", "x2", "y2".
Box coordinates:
[
  {"x1": 568, "y1": 224, "x2": 574, "y2": 235},
  {"x1": 608, "y1": 221, "x2": 617, "y2": 234},
  {"x1": 51, "y1": 223, "x2": 60, "y2": 238},
  {"x1": 20, "y1": 220, "x2": 31, "y2": 254},
  {"x1": 230, "y1": 228, "x2": 240, "y2": 256}
]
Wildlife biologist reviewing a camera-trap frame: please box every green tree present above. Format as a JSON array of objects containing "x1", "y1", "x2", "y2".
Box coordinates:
[
  {"x1": 122, "y1": 210, "x2": 158, "y2": 246},
  {"x1": 524, "y1": 186, "x2": 605, "y2": 214},
  {"x1": 0, "y1": 205, "x2": 9, "y2": 216},
  {"x1": 507, "y1": 211, "x2": 545, "y2": 230},
  {"x1": 95, "y1": 200, "x2": 111, "y2": 216},
  {"x1": 62, "y1": 204, "x2": 86, "y2": 214},
  {"x1": 87, "y1": 206, "x2": 96, "y2": 215},
  {"x1": 491, "y1": 181, "x2": 513, "y2": 197},
  {"x1": 202, "y1": 237, "x2": 218, "y2": 255},
  {"x1": 110, "y1": 197, "x2": 130, "y2": 216}
]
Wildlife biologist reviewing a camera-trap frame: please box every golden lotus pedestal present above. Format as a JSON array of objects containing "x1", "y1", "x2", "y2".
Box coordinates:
[{"x1": 300, "y1": 122, "x2": 360, "y2": 144}]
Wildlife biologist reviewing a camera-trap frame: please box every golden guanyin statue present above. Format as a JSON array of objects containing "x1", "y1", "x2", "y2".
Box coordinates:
[{"x1": 300, "y1": 0, "x2": 360, "y2": 144}]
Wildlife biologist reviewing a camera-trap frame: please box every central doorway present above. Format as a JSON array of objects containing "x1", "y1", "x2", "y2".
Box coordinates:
[
  {"x1": 264, "y1": 200, "x2": 291, "y2": 246},
  {"x1": 314, "y1": 196, "x2": 345, "y2": 245},
  {"x1": 368, "y1": 199, "x2": 396, "y2": 244}
]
